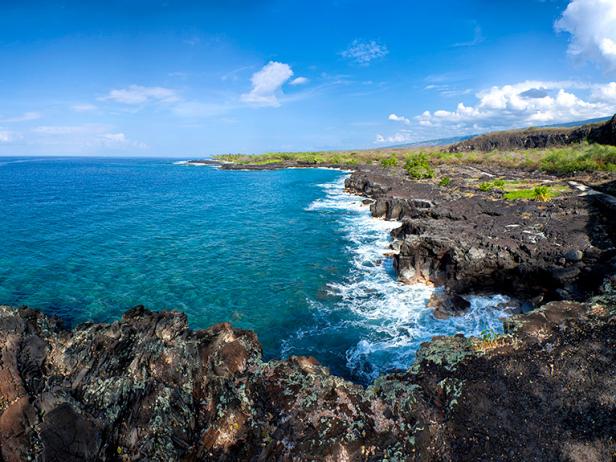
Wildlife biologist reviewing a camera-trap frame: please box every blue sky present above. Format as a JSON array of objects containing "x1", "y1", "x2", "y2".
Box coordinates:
[{"x1": 0, "y1": 0, "x2": 615, "y2": 156}]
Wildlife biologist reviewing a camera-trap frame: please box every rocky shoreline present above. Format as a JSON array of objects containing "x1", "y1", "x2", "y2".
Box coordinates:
[
  {"x1": 344, "y1": 164, "x2": 616, "y2": 317},
  {"x1": 2, "y1": 160, "x2": 616, "y2": 460}
]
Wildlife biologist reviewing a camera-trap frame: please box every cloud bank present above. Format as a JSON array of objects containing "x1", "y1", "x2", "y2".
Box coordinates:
[{"x1": 377, "y1": 80, "x2": 616, "y2": 144}]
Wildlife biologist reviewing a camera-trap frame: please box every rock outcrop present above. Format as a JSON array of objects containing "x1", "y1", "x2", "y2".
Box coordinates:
[
  {"x1": 0, "y1": 296, "x2": 615, "y2": 461},
  {"x1": 449, "y1": 114, "x2": 616, "y2": 152},
  {"x1": 346, "y1": 165, "x2": 616, "y2": 306}
]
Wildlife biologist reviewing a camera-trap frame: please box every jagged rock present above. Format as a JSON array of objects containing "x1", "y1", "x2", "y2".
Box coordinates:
[
  {"x1": 0, "y1": 301, "x2": 614, "y2": 461},
  {"x1": 345, "y1": 165, "x2": 616, "y2": 304}
]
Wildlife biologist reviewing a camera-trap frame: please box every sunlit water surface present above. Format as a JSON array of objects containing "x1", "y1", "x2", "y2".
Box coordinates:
[{"x1": 0, "y1": 157, "x2": 510, "y2": 382}]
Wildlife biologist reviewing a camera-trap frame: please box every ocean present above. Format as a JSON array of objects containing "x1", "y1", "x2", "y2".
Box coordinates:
[{"x1": 0, "y1": 157, "x2": 510, "y2": 382}]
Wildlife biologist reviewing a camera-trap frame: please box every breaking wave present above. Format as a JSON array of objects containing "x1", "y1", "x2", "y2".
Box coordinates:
[{"x1": 288, "y1": 175, "x2": 514, "y2": 383}]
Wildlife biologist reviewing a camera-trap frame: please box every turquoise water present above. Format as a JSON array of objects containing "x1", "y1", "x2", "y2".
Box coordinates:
[{"x1": 0, "y1": 157, "x2": 510, "y2": 382}]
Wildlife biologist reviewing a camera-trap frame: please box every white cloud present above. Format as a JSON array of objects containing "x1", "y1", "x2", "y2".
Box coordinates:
[
  {"x1": 341, "y1": 40, "x2": 388, "y2": 66},
  {"x1": 0, "y1": 112, "x2": 42, "y2": 123},
  {"x1": 31, "y1": 124, "x2": 146, "y2": 150},
  {"x1": 101, "y1": 85, "x2": 179, "y2": 105},
  {"x1": 555, "y1": 0, "x2": 616, "y2": 72},
  {"x1": 388, "y1": 113, "x2": 410, "y2": 125},
  {"x1": 289, "y1": 76, "x2": 309, "y2": 86},
  {"x1": 375, "y1": 131, "x2": 414, "y2": 144},
  {"x1": 241, "y1": 61, "x2": 294, "y2": 107},
  {"x1": 377, "y1": 80, "x2": 615, "y2": 142},
  {"x1": 416, "y1": 80, "x2": 615, "y2": 130},
  {"x1": 71, "y1": 103, "x2": 97, "y2": 112},
  {"x1": 33, "y1": 125, "x2": 93, "y2": 135},
  {"x1": 592, "y1": 81, "x2": 616, "y2": 101}
]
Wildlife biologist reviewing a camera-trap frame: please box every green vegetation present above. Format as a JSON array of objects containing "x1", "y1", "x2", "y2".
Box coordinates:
[
  {"x1": 503, "y1": 185, "x2": 558, "y2": 202},
  {"x1": 380, "y1": 155, "x2": 399, "y2": 168},
  {"x1": 479, "y1": 179, "x2": 505, "y2": 191},
  {"x1": 404, "y1": 153, "x2": 435, "y2": 179},
  {"x1": 477, "y1": 179, "x2": 568, "y2": 201},
  {"x1": 214, "y1": 150, "x2": 391, "y2": 166},
  {"x1": 539, "y1": 143, "x2": 616, "y2": 174},
  {"x1": 213, "y1": 142, "x2": 616, "y2": 176},
  {"x1": 438, "y1": 177, "x2": 451, "y2": 187},
  {"x1": 472, "y1": 328, "x2": 517, "y2": 353}
]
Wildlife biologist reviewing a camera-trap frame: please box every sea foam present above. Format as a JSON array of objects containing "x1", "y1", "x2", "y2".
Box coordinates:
[{"x1": 298, "y1": 175, "x2": 513, "y2": 382}]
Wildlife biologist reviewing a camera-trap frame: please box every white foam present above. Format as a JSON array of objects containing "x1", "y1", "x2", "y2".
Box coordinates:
[{"x1": 296, "y1": 174, "x2": 515, "y2": 382}]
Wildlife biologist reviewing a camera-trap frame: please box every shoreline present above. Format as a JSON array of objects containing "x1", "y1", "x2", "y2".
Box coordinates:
[{"x1": 1, "y1": 159, "x2": 615, "y2": 460}]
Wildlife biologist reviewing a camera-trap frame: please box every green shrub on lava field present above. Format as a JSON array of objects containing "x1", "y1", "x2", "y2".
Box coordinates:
[
  {"x1": 380, "y1": 155, "x2": 399, "y2": 168},
  {"x1": 404, "y1": 153, "x2": 435, "y2": 179}
]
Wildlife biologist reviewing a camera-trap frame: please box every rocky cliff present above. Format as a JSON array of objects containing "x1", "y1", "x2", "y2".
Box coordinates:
[
  {"x1": 449, "y1": 114, "x2": 616, "y2": 152},
  {"x1": 345, "y1": 165, "x2": 616, "y2": 313},
  {"x1": 0, "y1": 297, "x2": 615, "y2": 461}
]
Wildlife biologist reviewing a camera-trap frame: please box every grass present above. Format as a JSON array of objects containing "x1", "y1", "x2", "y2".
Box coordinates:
[
  {"x1": 479, "y1": 179, "x2": 506, "y2": 191},
  {"x1": 475, "y1": 178, "x2": 569, "y2": 201},
  {"x1": 503, "y1": 185, "x2": 556, "y2": 201},
  {"x1": 212, "y1": 142, "x2": 616, "y2": 175}
]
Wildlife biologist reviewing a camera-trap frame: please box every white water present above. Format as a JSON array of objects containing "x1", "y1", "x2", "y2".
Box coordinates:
[{"x1": 300, "y1": 176, "x2": 514, "y2": 382}]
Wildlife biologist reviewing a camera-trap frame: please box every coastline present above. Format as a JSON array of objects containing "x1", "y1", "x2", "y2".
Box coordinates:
[{"x1": 1, "y1": 159, "x2": 614, "y2": 460}]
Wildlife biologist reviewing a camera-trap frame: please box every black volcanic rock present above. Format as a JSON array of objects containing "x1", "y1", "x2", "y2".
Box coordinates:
[
  {"x1": 346, "y1": 165, "x2": 616, "y2": 307},
  {"x1": 0, "y1": 299, "x2": 614, "y2": 461},
  {"x1": 449, "y1": 114, "x2": 616, "y2": 152},
  {"x1": 588, "y1": 114, "x2": 616, "y2": 146}
]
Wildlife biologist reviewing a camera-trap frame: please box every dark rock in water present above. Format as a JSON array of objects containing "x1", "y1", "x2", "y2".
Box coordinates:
[{"x1": 429, "y1": 291, "x2": 471, "y2": 319}]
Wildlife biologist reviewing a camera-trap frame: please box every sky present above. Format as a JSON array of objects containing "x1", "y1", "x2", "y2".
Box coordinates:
[{"x1": 0, "y1": 0, "x2": 615, "y2": 157}]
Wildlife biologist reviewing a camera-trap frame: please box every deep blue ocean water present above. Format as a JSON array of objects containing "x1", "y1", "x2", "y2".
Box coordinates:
[{"x1": 0, "y1": 157, "x2": 510, "y2": 382}]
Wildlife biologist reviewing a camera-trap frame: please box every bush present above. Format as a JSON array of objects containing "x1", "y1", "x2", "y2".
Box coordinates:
[
  {"x1": 380, "y1": 155, "x2": 398, "y2": 168},
  {"x1": 439, "y1": 177, "x2": 451, "y2": 187},
  {"x1": 404, "y1": 153, "x2": 435, "y2": 179}
]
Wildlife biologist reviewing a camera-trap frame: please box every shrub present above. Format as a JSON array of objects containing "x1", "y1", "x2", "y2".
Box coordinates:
[
  {"x1": 404, "y1": 153, "x2": 435, "y2": 179},
  {"x1": 532, "y1": 185, "x2": 551, "y2": 201},
  {"x1": 380, "y1": 155, "x2": 398, "y2": 168},
  {"x1": 439, "y1": 177, "x2": 451, "y2": 187}
]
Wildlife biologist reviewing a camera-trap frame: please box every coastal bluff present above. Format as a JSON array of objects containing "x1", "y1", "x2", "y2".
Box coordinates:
[{"x1": 0, "y1": 299, "x2": 614, "y2": 461}]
